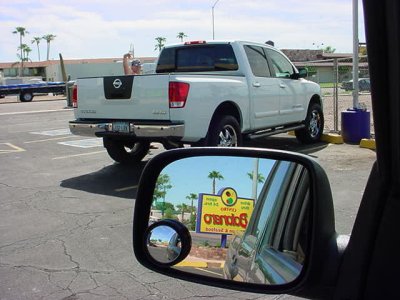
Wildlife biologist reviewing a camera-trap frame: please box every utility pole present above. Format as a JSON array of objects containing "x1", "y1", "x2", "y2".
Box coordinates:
[{"x1": 352, "y1": 0, "x2": 359, "y2": 108}]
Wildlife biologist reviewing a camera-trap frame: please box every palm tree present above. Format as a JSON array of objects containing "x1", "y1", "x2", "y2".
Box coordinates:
[
  {"x1": 177, "y1": 32, "x2": 187, "y2": 42},
  {"x1": 177, "y1": 203, "x2": 189, "y2": 222},
  {"x1": 323, "y1": 45, "x2": 336, "y2": 53},
  {"x1": 247, "y1": 172, "x2": 265, "y2": 184},
  {"x1": 153, "y1": 173, "x2": 172, "y2": 218},
  {"x1": 20, "y1": 44, "x2": 32, "y2": 62},
  {"x1": 42, "y1": 34, "x2": 56, "y2": 60},
  {"x1": 154, "y1": 37, "x2": 166, "y2": 52},
  {"x1": 208, "y1": 171, "x2": 224, "y2": 194},
  {"x1": 186, "y1": 193, "x2": 198, "y2": 229},
  {"x1": 186, "y1": 193, "x2": 197, "y2": 213},
  {"x1": 31, "y1": 37, "x2": 42, "y2": 61},
  {"x1": 13, "y1": 27, "x2": 29, "y2": 76}
]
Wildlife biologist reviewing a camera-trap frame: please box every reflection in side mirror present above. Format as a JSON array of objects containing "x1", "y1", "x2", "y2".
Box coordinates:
[{"x1": 143, "y1": 155, "x2": 311, "y2": 285}]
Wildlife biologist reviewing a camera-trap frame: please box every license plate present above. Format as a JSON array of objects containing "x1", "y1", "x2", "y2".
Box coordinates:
[{"x1": 112, "y1": 122, "x2": 130, "y2": 133}]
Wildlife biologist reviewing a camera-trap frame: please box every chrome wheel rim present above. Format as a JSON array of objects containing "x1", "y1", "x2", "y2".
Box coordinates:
[
  {"x1": 217, "y1": 125, "x2": 238, "y2": 147},
  {"x1": 309, "y1": 110, "x2": 321, "y2": 138}
]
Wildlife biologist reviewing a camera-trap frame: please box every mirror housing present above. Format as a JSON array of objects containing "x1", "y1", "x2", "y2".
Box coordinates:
[
  {"x1": 292, "y1": 68, "x2": 308, "y2": 79},
  {"x1": 133, "y1": 148, "x2": 339, "y2": 297},
  {"x1": 298, "y1": 68, "x2": 308, "y2": 78}
]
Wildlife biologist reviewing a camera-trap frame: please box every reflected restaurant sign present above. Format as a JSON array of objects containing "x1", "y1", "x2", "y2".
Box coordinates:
[{"x1": 196, "y1": 187, "x2": 254, "y2": 235}]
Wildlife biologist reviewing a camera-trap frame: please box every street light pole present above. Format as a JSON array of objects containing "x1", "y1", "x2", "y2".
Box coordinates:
[{"x1": 212, "y1": 0, "x2": 220, "y2": 40}]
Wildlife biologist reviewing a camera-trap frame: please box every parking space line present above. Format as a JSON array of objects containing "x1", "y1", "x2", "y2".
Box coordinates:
[
  {"x1": 58, "y1": 138, "x2": 103, "y2": 148},
  {"x1": 194, "y1": 267, "x2": 223, "y2": 277},
  {"x1": 0, "y1": 143, "x2": 25, "y2": 154},
  {"x1": 24, "y1": 136, "x2": 74, "y2": 144},
  {"x1": 0, "y1": 109, "x2": 71, "y2": 116},
  {"x1": 52, "y1": 150, "x2": 106, "y2": 160},
  {"x1": 30, "y1": 129, "x2": 71, "y2": 136},
  {"x1": 115, "y1": 185, "x2": 138, "y2": 192}
]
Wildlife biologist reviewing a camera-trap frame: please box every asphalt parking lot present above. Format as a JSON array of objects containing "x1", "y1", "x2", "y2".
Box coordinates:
[{"x1": 0, "y1": 97, "x2": 376, "y2": 299}]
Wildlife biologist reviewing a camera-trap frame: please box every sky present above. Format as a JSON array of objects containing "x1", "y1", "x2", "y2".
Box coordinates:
[
  {"x1": 0, "y1": 0, "x2": 365, "y2": 63},
  {"x1": 159, "y1": 156, "x2": 276, "y2": 208}
]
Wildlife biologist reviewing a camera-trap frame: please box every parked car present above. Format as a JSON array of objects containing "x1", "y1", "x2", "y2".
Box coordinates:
[
  {"x1": 341, "y1": 78, "x2": 371, "y2": 92},
  {"x1": 132, "y1": 0, "x2": 400, "y2": 298}
]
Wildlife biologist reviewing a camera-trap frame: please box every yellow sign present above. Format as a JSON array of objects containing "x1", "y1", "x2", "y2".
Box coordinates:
[{"x1": 196, "y1": 187, "x2": 254, "y2": 235}]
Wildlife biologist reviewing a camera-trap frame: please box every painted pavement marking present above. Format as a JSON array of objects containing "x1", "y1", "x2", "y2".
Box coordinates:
[
  {"x1": 52, "y1": 150, "x2": 106, "y2": 160},
  {"x1": 58, "y1": 138, "x2": 103, "y2": 148},
  {"x1": 0, "y1": 143, "x2": 25, "y2": 154}
]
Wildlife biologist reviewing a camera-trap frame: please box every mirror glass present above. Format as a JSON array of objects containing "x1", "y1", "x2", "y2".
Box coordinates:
[
  {"x1": 147, "y1": 225, "x2": 182, "y2": 264},
  {"x1": 148, "y1": 156, "x2": 311, "y2": 285}
]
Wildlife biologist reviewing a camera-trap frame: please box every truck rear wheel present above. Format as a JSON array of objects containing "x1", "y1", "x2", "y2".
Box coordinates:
[
  {"x1": 104, "y1": 138, "x2": 151, "y2": 164},
  {"x1": 206, "y1": 115, "x2": 242, "y2": 147},
  {"x1": 295, "y1": 103, "x2": 324, "y2": 144}
]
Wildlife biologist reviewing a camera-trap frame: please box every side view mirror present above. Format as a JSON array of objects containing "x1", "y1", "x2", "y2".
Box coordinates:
[
  {"x1": 298, "y1": 68, "x2": 308, "y2": 78},
  {"x1": 292, "y1": 67, "x2": 308, "y2": 79},
  {"x1": 133, "y1": 148, "x2": 341, "y2": 297}
]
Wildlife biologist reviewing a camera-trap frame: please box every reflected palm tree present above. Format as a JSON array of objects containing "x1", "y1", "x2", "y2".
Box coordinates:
[
  {"x1": 186, "y1": 193, "x2": 198, "y2": 229},
  {"x1": 208, "y1": 171, "x2": 224, "y2": 194}
]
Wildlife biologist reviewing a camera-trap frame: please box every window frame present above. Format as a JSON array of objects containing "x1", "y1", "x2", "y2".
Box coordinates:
[
  {"x1": 265, "y1": 48, "x2": 296, "y2": 79},
  {"x1": 244, "y1": 45, "x2": 273, "y2": 78}
]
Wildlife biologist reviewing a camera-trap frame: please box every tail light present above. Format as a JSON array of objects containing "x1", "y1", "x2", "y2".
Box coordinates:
[
  {"x1": 72, "y1": 84, "x2": 78, "y2": 108},
  {"x1": 169, "y1": 82, "x2": 190, "y2": 108}
]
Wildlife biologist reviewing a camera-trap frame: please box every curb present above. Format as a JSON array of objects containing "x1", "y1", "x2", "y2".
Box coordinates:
[
  {"x1": 288, "y1": 131, "x2": 375, "y2": 149},
  {"x1": 176, "y1": 261, "x2": 208, "y2": 268},
  {"x1": 360, "y1": 138, "x2": 376, "y2": 150},
  {"x1": 288, "y1": 131, "x2": 344, "y2": 144},
  {"x1": 321, "y1": 133, "x2": 344, "y2": 144},
  {"x1": 176, "y1": 261, "x2": 225, "y2": 268}
]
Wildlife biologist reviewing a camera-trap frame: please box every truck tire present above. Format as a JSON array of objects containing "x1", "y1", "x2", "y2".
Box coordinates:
[
  {"x1": 20, "y1": 92, "x2": 34, "y2": 102},
  {"x1": 206, "y1": 115, "x2": 242, "y2": 147},
  {"x1": 104, "y1": 139, "x2": 151, "y2": 164},
  {"x1": 295, "y1": 103, "x2": 324, "y2": 144}
]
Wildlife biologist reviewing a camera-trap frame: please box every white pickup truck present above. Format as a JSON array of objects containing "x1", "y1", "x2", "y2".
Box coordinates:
[{"x1": 69, "y1": 40, "x2": 323, "y2": 164}]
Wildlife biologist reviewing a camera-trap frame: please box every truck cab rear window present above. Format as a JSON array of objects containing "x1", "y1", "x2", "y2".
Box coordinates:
[{"x1": 156, "y1": 44, "x2": 238, "y2": 73}]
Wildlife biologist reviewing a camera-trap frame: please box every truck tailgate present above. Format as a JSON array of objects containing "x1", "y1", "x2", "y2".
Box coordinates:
[{"x1": 76, "y1": 75, "x2": 170, "y2": 120}]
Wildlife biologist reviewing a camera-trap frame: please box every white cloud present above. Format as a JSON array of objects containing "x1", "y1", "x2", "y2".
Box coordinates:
[{"x1": 0, "y1": 0, "x2": 365, "y2": 62}]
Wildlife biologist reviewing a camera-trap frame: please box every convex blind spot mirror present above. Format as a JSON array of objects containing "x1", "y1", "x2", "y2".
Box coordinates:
[
  {"x1": 145, "y1": 219, "x2": 192, "y2": 266},
  {"x1": 133, "y1": 148, "x2": 335, "y2": 293}
]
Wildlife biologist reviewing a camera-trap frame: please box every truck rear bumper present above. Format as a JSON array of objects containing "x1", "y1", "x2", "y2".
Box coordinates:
[{"x1": 69, "y1": 120, "x2": 185, "y2": 138}]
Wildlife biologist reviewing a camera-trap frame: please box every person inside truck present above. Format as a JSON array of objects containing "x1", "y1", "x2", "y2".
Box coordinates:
[{"x1": 123, "y1": 53, "x2": 142, "y2": 75}]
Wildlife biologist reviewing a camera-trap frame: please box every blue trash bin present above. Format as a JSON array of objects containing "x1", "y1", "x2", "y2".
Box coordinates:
[{"x1": 341, "y1": 108, "x2": 371, "y2": 144}]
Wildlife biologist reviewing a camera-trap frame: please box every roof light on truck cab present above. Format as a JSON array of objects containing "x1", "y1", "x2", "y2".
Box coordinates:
[
  {"x1": 169, "y1": 82, "x2": 190, "y2": 108},
  {"x1": 72, "y1": 84, "x2": 78, "y2": 108},
  {"x1": 184, "y1": 41, "x2": 207, "y2": 45}
]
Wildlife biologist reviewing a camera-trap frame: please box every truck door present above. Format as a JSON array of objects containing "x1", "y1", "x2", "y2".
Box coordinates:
[
  {"x1": 265, "y1": 49, "x2": 305, "y2": 123},
  {"x1": 245, "y1": 45, "x2": 281, "y2": 130}
]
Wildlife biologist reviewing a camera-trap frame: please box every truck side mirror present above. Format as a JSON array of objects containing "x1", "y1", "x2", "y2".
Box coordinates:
[{"x1": 293, "y1": 68, "x2": 308, "y2": 79}]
